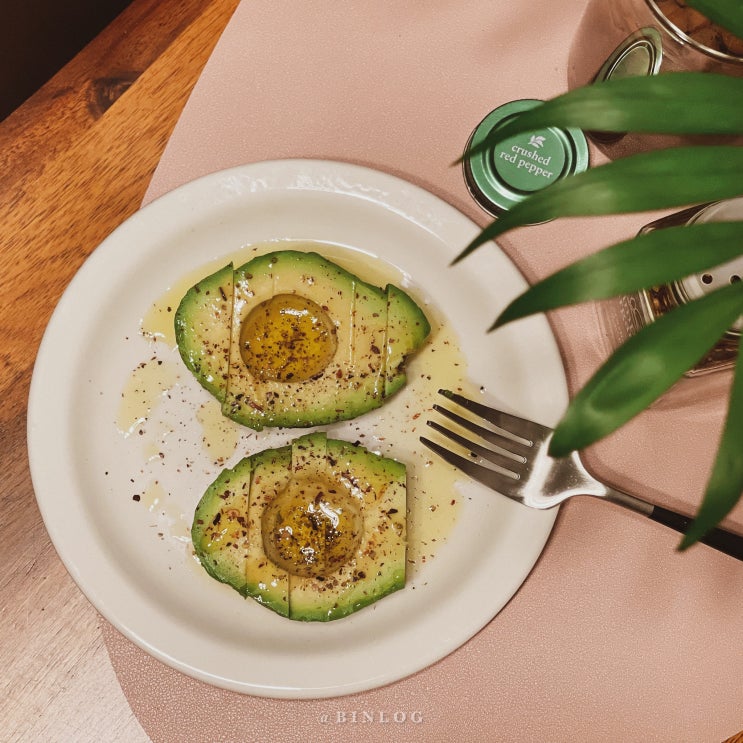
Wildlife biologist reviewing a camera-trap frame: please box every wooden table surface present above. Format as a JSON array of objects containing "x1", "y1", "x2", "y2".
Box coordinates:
[
  {"x1": 0, "y1": 1, "x2": 238, "y2": 740},
  {"x1": 1, "y1": 0, "x2": 741, "y2": 740}
]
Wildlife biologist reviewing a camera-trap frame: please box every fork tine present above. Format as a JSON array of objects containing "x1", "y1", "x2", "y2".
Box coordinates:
[
  {"x1": 425, "y1": 420, "x2": 523, "y2": 476},
  {"x1": 438, "y1": 390, "x2": 551, "y2": 443},
  {"x1": 432, "y1": 404, "x2": 530, "y2": 459},
  {"x1": 419, "y1": 436, "x2": 523, "y2": 501}
]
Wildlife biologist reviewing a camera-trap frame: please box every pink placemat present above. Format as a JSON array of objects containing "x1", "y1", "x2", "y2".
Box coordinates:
[{"x1": 103, "y1": 2, "x2": 743, "y2": 740}]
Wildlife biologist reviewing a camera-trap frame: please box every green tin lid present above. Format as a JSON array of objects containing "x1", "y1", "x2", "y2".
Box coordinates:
[{"x1": 463, "y1": 99, "x2": 589, "y2": 218}]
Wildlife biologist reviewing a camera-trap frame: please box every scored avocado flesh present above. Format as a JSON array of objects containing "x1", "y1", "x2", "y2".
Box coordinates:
[
  {"x1": 191, "y1": 432, "x2": 407, "y2": 621},
  {"x1": 175, "y1": 250, "x2": 430, "y2": 430}
]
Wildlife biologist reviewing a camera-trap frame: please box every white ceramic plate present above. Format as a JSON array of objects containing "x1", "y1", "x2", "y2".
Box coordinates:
[{"x1": 28, "y1": 160, "x2": 567, "y2": 698}]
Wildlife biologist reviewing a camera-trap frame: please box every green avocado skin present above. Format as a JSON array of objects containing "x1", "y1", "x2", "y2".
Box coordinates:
[
  {"x1": 175, "y1": 262, "x2": 233, "y2": 403},
  {"x1": 174, "y1": 250, "x2": 430, "y2": 430},
  {"x1": 191, "y1": 433, "x2": 407, "y2": 621},
  {"x1": 191, "y1": 456, "x2": 253, "y2": 597}
]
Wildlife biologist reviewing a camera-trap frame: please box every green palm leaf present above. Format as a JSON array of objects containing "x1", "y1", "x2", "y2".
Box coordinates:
[
  {"x1": 455, "y1": 146, "x2": 743, "y2": 263},
  {"x1": 548, "y1": 281, "x2": 743, "y2": 457},
  {"x1": 680, "y1": 349, "x2": 743, "y2": 548},
  {"x1": 493, "y1": 221, "x2": 743, "y2": 329},
  {"x1": 460, "y1": 74, "x2": 743, "y2": 162},
  {"x1": 457, "y1": 0, "x2": 743, "y2": 548}
]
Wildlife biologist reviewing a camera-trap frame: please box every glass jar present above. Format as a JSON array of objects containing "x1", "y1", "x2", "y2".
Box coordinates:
[
  {"x1": 602, "y1": 198, "x2": 743, "y2": 377},
  {"x1": 568, "y1": 0, "x2": 743, "y2": 157}
]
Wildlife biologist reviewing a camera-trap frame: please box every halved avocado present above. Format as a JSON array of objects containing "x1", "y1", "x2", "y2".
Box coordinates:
[
  {"x1": 190, "y1": 432, "x2": 407, "y2": 621},
  {"x1": 175, "y1": 250, "x2": 430, "y2": 430}
]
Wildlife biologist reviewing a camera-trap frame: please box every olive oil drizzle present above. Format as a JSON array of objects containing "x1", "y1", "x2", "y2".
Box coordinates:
[{"x1": 125, "y1": 240, "x2": 475, "y2": 578}]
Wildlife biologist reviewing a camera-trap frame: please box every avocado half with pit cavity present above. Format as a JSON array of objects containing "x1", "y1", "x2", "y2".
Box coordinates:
[
  {"x1": 174, "y1": 250, "x2": 430, "y2": 430},
  {"x1": 191, "y1": 432, "x2": 407, "y2": 621}
]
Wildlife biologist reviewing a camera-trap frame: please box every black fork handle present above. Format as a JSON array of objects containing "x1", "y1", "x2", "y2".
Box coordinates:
[{"x1": 649, "y1": 505, "x2": 743, "y2": 561}]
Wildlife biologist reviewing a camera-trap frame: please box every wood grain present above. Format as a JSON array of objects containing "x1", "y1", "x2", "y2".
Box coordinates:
[
  {"x1": 0, "y1": 0, "x2": 215, "y2": 195},
  {"x1": 0, "y1": 0, "x2": 237, "y2": 740}
]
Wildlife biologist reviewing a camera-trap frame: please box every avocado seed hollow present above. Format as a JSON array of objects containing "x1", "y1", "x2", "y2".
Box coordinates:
[
  {"x1": 239, "y1": 294, "x2": 338, "y2": 383},
  {"x1": 261, "y1": 476, "x2": 364, "y2": 579}
]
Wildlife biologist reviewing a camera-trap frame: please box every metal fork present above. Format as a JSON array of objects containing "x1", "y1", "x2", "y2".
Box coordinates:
[{"x1": 420, "y1": 389, "x2": 743, "y2": 561}]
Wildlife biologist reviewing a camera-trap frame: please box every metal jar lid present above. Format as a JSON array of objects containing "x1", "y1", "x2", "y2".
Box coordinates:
[
  {"x1": 463, "y1": 99, "x2": 589, "y2": 219},
  {"x1": 671, "y1": 199, "x2": 743, "y2": 336},
  {"x1": 595, "y1": 27, "x2": 663, "y2": 82}
]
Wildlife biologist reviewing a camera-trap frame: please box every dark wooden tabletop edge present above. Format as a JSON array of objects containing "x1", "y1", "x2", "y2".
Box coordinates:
[{"x1": 0, "y1": 0, "x2": 216, "y2": 193}]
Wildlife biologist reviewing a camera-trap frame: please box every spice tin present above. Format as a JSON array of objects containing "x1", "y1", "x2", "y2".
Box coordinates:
[{"x1": 463, "y1": 99, "x2": 589, "y2": 220}]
